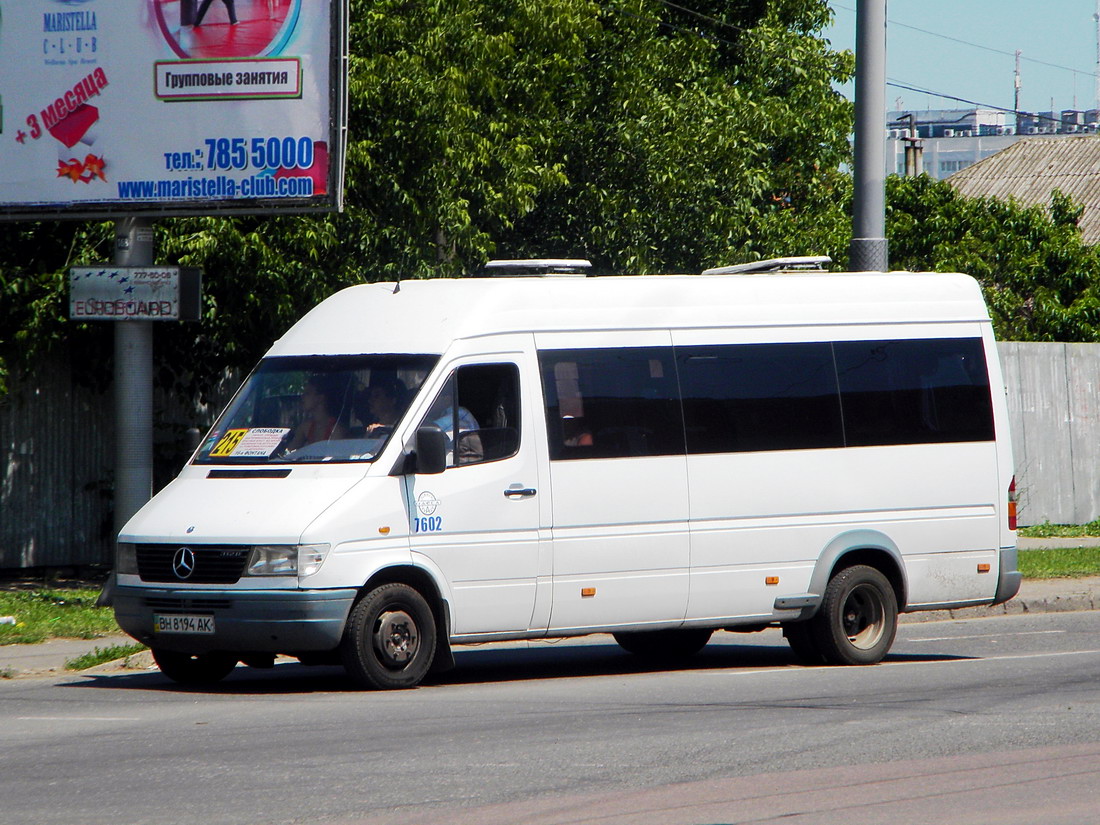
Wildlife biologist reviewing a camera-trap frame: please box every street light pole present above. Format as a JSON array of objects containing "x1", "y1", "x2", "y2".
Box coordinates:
[{"x1": 849, "y1": 0, "x2": 889, "y2": 272}]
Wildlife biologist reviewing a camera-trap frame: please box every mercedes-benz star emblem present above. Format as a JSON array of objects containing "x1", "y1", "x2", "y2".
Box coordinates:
[{"x1": 172, "y1": 547, "x2": 196, "y2": 580}]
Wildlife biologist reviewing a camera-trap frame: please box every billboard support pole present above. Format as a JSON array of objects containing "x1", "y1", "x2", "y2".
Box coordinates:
[{"x1": 112, "y1": 218, "x2": 155, "y2": 539}]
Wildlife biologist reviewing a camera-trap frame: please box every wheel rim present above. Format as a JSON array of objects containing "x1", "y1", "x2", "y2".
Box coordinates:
[
  {"x1": 842, "y1": 584, "x2": 885, "y2": 650},
  {"x1": 373, "y1": 609, "x2": 419, "y2": 669}
]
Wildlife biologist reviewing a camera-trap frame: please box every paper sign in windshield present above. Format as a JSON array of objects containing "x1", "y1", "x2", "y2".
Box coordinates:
[{"x1": 231, "y1": 428, "x2": 290, "y2": 457}]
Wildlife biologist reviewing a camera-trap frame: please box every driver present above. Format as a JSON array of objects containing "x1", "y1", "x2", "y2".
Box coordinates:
[
  {"x1": 286, "y1": 375, "x2": 349, "y2": 450},
  {"x1": 360, "y1": 375, "x2": 406, "y2": 434}
]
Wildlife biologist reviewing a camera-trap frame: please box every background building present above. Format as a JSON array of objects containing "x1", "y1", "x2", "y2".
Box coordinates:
[{"x1": 887, "y1": 107, "x2": 1100, "y2": 179}]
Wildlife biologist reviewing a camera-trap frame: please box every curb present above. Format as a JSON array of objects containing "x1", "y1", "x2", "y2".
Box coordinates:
[{"x1": 901, "y1": 577, "x2": 1100, "y2": 623}]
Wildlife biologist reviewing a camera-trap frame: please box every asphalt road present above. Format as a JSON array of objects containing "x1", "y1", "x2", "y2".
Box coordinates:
[{"x1": 1, "y1": 611, "x2": 1098, "y2": 825}]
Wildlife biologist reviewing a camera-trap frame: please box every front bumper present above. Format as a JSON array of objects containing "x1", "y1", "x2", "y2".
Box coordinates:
[{"x1": 114, "y1": 585, "x2": 358, "y2": 654}]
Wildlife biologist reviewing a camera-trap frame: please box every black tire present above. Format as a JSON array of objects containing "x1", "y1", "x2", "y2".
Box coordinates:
[
  {"x1": 811, "y1": 565, "x2": 898, "y2": 665},
  {"x1": 152, "y1": 649, "x2": 238, "y2": 685},
  {"x1": 340, "y1": 583, "x2": 436, "y2": 689},
  {"x1": 782, "y1": 621, "x2": 826, "y2": 665},
  {"x1": 612, "y1": 628, "x2": 713, "y2": 659}
]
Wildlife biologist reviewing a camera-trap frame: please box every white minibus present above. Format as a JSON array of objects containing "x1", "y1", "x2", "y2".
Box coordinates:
[{"x1": 114, "y1": 263, "x2": 1020, "y2": 688}]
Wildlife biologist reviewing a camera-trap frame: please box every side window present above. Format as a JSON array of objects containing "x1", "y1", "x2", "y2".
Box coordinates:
[
  {"x1": 677, "y1": 343, "x2": 843, "y2": 454},
  {"x1": 835, "y1": 338, "x2": 995, "y2": 446},
  {"x1": 540, "y1": 347, "x2": 683, "y2": 460},
  {"x1": 422, "y1": 364, "x2": 521, "y2": 467}
]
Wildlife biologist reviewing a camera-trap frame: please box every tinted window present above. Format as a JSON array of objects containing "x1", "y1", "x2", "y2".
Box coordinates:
[
  {"x1": 677, "y1": 343, "x2": 844, "y2": 453},
  {"x1": 835, "y1": 338, "x2": 994, "y2": 445},
  {"x1": 540, "y1": 348, "x2": 683, "y2": 459}
]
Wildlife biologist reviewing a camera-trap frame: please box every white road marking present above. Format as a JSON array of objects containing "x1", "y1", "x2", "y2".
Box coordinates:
[
  {"x1": 16, "y1": 716, "x2": 141, "y2": 722},
  {"x1": 700, "y1": 647, "x2": 1100, "y2": 676},
  {"x1": 907, "y1": 630, "x2": 1067, "y2": 642}
]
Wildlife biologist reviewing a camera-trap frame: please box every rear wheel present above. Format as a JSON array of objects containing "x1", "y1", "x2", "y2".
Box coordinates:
[
  {"x1": 152, "y1": 649, "x2": 238, "y2": 685},
  {"x1": 340, "y1": 583, "x2": 436, "y2": 689},
  {"x1": 811, "y1": 565, "x2": 897, "y2": 665},
  {"x1": 613, "y1": 628, "x2": 713, "y2": 659}
]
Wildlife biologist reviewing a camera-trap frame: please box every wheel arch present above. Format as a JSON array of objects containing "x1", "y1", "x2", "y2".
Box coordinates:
[
  {"x1": 808, "y1": 530, "x2": 908, "y2": 614},
  {"x1": 360, "y1": 564, "x2": 454, "y2": 672}
]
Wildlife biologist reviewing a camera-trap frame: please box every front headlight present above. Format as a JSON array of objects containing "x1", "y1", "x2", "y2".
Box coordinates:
[{"x1": 246, "y1": 544, "x2": 329, "y2": 577}]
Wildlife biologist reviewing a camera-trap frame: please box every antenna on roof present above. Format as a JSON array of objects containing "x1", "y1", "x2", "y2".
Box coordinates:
[{"x1": 701, "y1": 256, "x2": 832, "y2": 275}]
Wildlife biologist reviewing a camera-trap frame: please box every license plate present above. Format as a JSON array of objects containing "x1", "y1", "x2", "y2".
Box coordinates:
[{"x1": 153, "y1": 614, "x2": 215, "y2": 634}]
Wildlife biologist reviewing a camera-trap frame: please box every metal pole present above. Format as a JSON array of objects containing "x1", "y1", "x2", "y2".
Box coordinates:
[
  {"x1": 112, "y1": 218, "x2": 154, "y2": 537},
  {"x1": 849, "y1": 0, "x2": 889, "y2": 272},
  {"x1": 97, "y1": 218, "x2": 155, "y2": 607}
]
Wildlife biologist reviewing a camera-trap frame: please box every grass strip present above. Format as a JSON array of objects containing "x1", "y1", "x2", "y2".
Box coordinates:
[
  {"x1": 0, "y1": 588, "x2": 120, "y2": 646},
  {"x1": 1018, "y1": 546, "x2": 1100, "y2": 579},
  {"x1": 64, "y1": 642, "x2": 148, "y2": 671},
  {"x1": 1019, "y1": 520, "x2": 1100, "y2": 539}
]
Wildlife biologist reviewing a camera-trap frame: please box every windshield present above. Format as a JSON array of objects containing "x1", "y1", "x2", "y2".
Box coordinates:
[{"x1": 194, "y1": 354, "x2": 438, "y2": 464}]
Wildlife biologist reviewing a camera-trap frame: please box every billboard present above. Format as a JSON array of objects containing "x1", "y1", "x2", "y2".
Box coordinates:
[{"x1": 0, "y1": 0, "x2": 346, "y2": 218}]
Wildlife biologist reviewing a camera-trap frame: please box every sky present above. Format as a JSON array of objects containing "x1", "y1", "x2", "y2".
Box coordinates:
[{"x1": 824, "y1": 0, "x2": 1100, "y2": 116}]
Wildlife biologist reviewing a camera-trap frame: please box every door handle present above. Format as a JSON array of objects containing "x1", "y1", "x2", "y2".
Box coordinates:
[{"x1": 504, "y1": 487, "x2": 537, "y2": 498}]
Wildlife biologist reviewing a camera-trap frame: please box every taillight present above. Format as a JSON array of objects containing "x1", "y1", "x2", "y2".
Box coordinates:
[{"x1": 1007, "y1": 477, "x2": 1018, "y2": 531}]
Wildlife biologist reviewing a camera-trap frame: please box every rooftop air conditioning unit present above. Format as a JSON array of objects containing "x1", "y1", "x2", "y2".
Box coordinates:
[
  {"x1": 480, "y1": 259, "x2": 593, "y2": 277},
  {"x1": 943, "y1": 129, "x2": 955, "y2": 137}
]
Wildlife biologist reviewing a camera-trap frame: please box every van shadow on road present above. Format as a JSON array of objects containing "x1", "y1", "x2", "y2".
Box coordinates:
[{"x1": 62, "y1": 637, "x2": 974, "y2": 695}]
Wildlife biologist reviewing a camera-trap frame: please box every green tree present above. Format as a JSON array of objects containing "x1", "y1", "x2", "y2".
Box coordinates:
[
  {"x1": 1, "y1": 0, "x2": 854, "y2": 398},
  {"x1": 887, "y1": 175, "x2": 1100, "y2": 342}
]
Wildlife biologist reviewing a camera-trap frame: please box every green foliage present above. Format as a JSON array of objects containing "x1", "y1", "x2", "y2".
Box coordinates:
[
  {"x1": 886, "y1": 175, "x2": 1100, "y2": 342},
  {"x1": 3, "y1": 0, "x2": 854, "y2": 398}
]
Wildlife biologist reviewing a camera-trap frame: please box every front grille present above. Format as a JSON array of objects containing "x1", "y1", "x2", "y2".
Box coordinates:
[{"x1": 136, "y1": 545, "x2": 250, "y2": 584}]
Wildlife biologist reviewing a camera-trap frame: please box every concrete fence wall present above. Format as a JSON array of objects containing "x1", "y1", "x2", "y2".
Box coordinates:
[
  {"x1": 2, "y1": 342, "x2": 1098, "y2": 569},
  {"x1": 1000, "y1": 342, "x2": 1100, "y2": 526}
]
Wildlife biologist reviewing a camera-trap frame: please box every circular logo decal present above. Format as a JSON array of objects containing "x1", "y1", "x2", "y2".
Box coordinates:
[{"x1": 416, "y1": 491, "x2": 441, "y2": 516}]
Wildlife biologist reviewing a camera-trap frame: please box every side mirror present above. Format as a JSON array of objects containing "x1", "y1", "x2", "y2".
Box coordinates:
[{"x1": 414, "y1": 425, "x2": 447, "y2": 475}]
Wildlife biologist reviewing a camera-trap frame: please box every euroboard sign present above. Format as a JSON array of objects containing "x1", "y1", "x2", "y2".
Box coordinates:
[
  {"x1": 0, "y1": 0, "x2": 347, "y2": 219},
  {"x1": 69, "y1": 265, "x2": 202, "y2": 320}
]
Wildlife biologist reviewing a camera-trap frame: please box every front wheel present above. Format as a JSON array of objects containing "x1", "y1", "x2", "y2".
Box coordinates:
[
  {"x1": 152, "y1": 649, "x2": 238, "y2": 685},
  {"x1": 811, "y1": 565, "x2": 898, "y2": 665},
  {"x1": 340, "y1": 583, "x2": 437, "y2": 689}
]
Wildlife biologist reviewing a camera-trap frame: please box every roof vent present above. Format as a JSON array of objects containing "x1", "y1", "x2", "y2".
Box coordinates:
[
  {"x1": 479, "y1": 259, "x2": 593, "y2": 277},
  {"x1": 702, "y1": 256, "x2": 832, "y2": 276}
]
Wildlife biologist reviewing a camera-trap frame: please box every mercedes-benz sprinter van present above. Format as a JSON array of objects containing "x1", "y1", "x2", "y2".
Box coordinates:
[{"x1": 114, "y1": 264, "x2": 1020, "y2": 688}]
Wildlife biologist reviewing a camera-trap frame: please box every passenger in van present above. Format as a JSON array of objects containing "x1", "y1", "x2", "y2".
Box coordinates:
[
  {"x1": 562, "y1": 416, "x2": 593, "y2": 447},
  {"x1": 286, "y1": 375, "x2": 349, "y2": 450},
  {"x1": 426, "y1": 384, "x2": 483, "y2": 465},
  {"x1": 359, "y1": 375, "x2": 407, "y2": 435}
]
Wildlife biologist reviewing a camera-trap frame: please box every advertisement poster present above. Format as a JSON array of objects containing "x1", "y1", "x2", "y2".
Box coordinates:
[{"x1": 0, "y1": 0, "x2": 345, "y2": 218}]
